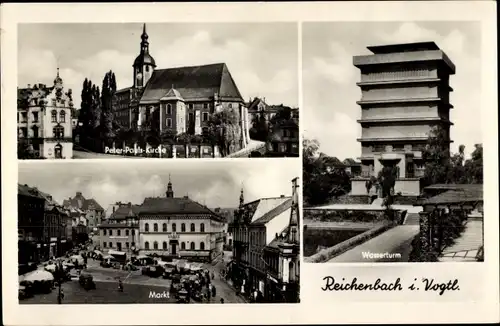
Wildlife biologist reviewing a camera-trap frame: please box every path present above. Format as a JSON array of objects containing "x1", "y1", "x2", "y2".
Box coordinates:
[{"x1": 439, "y1": 219, "x2": 483, "y2": 262}]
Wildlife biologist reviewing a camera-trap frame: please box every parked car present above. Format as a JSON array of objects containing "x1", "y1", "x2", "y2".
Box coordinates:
[
  {"x1": 162, "y1": 267, "x2": 174, "y2": 279},
  {"x1": 142, "y1": 265, "x2": 164, "y2": 278},
  {"x1": 79, "y1": 273, "x2": 96, "y2": 291}
]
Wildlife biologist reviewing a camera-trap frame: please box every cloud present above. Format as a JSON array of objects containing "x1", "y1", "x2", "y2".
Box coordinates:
[
  {"x1": 18, "y1": 160, "x2": 300, "y2": 210},
  {"x1": 18, "y1": 24, "x2": 298, "y2": 109}
]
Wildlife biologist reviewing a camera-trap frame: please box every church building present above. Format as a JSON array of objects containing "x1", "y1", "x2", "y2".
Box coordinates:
[{"x1": 113, "y1": 24, "x2": 252, "y2": 147}]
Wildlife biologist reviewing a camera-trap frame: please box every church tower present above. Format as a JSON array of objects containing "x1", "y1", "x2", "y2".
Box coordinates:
[
  {"x1": 166, "y1": 175, "x2": 174, "y2": 198},
  {"x1": 133, "y1": 23, "x2": 156, "y2": 88}
]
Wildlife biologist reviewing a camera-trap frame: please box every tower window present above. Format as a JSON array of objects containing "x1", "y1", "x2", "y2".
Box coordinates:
[
  {"x1": 166, "y1": 104, "x2": 172, "y2": 115},
  {"x1": 146, "y1": 66, "x2": 149, "y2": 72},
  {"x1": 166, "y1": 118, "x2": 172, "y2": 128}
]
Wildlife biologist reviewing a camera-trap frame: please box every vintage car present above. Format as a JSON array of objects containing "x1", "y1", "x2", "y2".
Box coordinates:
[
  {"x1": 79, "y1": 273, "x2": 96, "y2": 291},
  {"x1": 18, "y1": 284, "x2": 34, "y2": 300},
  {"x1": 162, "y1": 267, "x2": 175, "y2": 279},
  {"x1": 176, "y1": 289, "x2": 190, "y2": 303},
  {"x1": 141, "y1": 265, "x2": 164, "y2": 278}
]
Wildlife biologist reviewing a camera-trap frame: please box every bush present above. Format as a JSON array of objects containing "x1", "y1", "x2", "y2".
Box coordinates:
[
  {"x1": 304, "y1": 222, "x2": 394, "y2": 263},
  {"x1": 408, "y1": 235, "x2": 439, "y2": 262}
]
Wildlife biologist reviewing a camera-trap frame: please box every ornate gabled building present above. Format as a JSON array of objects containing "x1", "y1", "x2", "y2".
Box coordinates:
[
  {"x1": 99, "y1": 202, "x2": 141, "y2": 255},
  {"x1": 112, "y1": 24, "x2": 252, "y2": 150},
  {"x1": 17, "y1": 69, "x2": 74, "y2": 159}
]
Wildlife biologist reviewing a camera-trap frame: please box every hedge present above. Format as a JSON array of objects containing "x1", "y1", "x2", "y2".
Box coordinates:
[{"x1": 304, "y1": 221, "x2": 395, "y2": 263}]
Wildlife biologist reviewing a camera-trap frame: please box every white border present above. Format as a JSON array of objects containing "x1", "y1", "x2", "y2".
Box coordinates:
[{"x1": 2, "y1": 2, "x2": 499, "y2": 325}]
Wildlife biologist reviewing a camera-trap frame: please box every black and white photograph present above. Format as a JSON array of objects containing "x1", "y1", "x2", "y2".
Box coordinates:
[
  {"x1": 17, "y1": 159, "x2": 300, "y2": 304},
  {"x1": 302, "y1": 22, "x2": 484, "y2": 263},
  {"x1": 17, "y1": 23, "x2": 299, "y2": 159}
]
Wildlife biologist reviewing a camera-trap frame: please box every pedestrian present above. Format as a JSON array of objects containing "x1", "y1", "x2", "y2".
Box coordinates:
[
  {"x1": 211, "y1": 285, "x2": 216, "y2": 298},
  {"x1": 211, "y1": 272, "x2": 214, "y2": 280},
  {"x1": 118, "y1": 278, "x2": 123, "y2": 292},
  {"x1": 220, "y1": 298, "x2": 224, "y2": 304}
]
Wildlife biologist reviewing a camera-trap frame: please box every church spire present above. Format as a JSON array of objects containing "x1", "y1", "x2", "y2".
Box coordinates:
[
  {"x1": 166, "y1": 174, "x2": 174, "y2": 198},
  {"x1": 239, "y1": 184, "x2": 244, "y2": 208},
  {"x1": 140, "y1": 23, "x2": 149, "y2": 53}
]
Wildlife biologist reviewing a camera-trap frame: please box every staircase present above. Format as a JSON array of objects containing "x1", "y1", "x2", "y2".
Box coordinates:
[
  {"x1": 404, "y1": 213, "x2": 420, "y2": 225},
  {"x1": 371, "y1": 198, "x2": 384, "y2": 207}
]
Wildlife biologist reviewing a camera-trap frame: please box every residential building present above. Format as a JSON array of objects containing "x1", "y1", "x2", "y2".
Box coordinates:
[
  {"x1": 246, "y1": 97, "x2": 299, "y2": 122},
  {"x1": 112, "y1": 24, "x2": 252, "y2": 151},
  {"x1": 351, "y1": 41, "x2": 455, "y2": 196},
  {"x1": 17, "y1": 69, "x2": 74, "y2": 159},
  {"x1": 38, "y1": 191, "x2": 71, "y2": 258},
  {"x1": 99, "y1": 203, "x2": 140, "y2": 255},
  {"x1": 231, "y1": 185, "x2": 297, "y2": 298},
  {"x1": 63, "y1": 192, "x2": 105, "y2": 229},
  {"x1": 18, "y1": 184, "x2": 46, "y2": 264},
  {"x1": 263, "y1": 177, "x2": 300, "y2": 303},
  {"x1": 137, "y1": 178, "x2": 225, "y2": 262},
  {"x1": 266, "y1": 119, "x2": 299, "y2": 157}
]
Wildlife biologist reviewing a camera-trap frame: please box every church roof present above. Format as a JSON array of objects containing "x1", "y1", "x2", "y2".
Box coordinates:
[
  {"x1": 134, "y1": 52, "x2": 156, "y2": 68},
  {"x1": 140, "y1": 63, "x2": 243, "y2": 103}
]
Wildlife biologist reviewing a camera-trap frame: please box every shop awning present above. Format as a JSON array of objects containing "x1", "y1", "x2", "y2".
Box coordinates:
[{"x1": 108, "y1": 250, "x2": 126, "y2": 256}]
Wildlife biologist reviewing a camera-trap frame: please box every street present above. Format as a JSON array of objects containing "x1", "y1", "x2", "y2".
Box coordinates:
[{"x1": 21, "y1": 253, "x2": 246, "y2": 304}]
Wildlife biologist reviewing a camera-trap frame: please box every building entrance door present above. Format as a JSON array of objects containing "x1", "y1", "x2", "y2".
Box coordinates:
[
  {"x1": 171, "y1": 243, "x2": 177, "y2": 256},
  {"x1": 117, "y1": 242, "x2": 122, "y2": 251}
]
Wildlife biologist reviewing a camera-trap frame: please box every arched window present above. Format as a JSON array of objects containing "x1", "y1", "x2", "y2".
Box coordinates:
[
  {"x1": 162, "y1": 241, "x2": 167, "y2": 250},
  {"x1": 59, "y1": 110, "x2": 66, "y2": 123},
  {"x1": 200, "y1": 242, "x2": 205, "y2": 250},
  {"x1": 181, "y1": 223, "x2": 186, "y2": 232},
  {"x1": 53, "y1": 126, "x2": 64, "y2": 138},
  {"x1": 51, "y1": 110, "x2": 57, "y2": 122},
  {"x1": 145, "y1": 241, "x2": 150, "y2": 249},
  {"x1": 172, "y1": 223, "x2": 176, "y2": 232},
  {"x1": 132, "y1": 230, "x2": 135, "y2": 236},
  {"x1": 181, "y1": 242, "x2": 186, "y2": 250},
  {"x1": 166, "y1": 103, "x2": 172, "y2": 115},
  {"x1": 190, "y1": 223, "x2": 195, "y2": 232},
  {"x1": 125, "y1": 229, "x2": 129, "y2": 236},
  {"x1": 144, "y1": 223, "x2": 149, "y2": 232},
  {"x1": 200, "y1": 223, "x2": 205, "y2": 232},
  {"x1": 153, "y1": 223, "x2": 158, "y2": 232},
  {"x1": 190, "y1": 242, "x2": 195, "y2": 250},
  {"x1": 153, "y1": 241, "x2": 158, "y2": 249},
  {"x1": 162, "y1": 223, "x2": 167, "y2": 232}
]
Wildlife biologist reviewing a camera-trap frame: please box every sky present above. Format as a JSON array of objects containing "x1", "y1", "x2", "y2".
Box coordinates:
[
  {"x1": 303, "y1": 21, "x2": 482, "y2": 160},
  {"x1": 18, "y1": 159, "x2": 300, "y2": 210},
  {"x1": 18, "y1": 23, "x2": 298, "y2": 108}
]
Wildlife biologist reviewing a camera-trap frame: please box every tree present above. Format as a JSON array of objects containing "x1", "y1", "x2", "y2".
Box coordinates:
[
  {"x1": 463, "y1": 144, "x2": 483, "y2": 184},
  {"x1": 250, "y1": 111, "x2": 269, "y2": 142},
  {"x1": 422, "y1": 126, "x2": 452, "y2": 187},
  {"x1": 303, "y1": 138, "x2": 351, "y2": 206},
  {"x1": 377, "y1": 165, "x2": 398, "y2": 221},
  {"x1": 101, "y1": 71, "x2": 117, "y2": 140}
]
